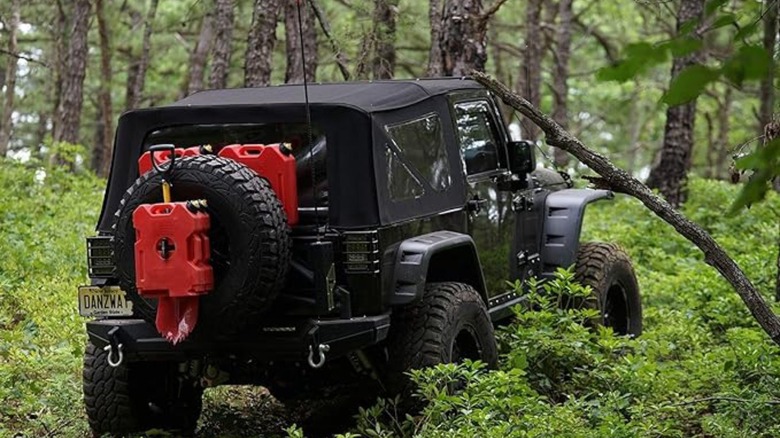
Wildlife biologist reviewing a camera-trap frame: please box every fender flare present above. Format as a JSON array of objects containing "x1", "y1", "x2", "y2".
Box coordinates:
[
  {"x1": 388, "y1": 231, "x2": 487, "y2": 306},
  {"x1": 540, "y1": 188, "x2": 613, "y2": 275}
]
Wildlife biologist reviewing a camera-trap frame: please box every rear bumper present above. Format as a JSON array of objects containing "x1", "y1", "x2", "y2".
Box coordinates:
[{"x1": 86, "y1": 314, "x2": 391, "y2": 362}]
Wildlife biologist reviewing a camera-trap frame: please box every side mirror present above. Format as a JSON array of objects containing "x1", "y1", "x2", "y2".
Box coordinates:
[{"x1": 507, "y1": 140, "x2": 536, "y2": 175}]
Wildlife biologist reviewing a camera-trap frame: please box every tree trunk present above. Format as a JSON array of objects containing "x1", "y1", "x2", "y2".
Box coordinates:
[
  {"x1": 372, "y1": 0, "x2": 399, "y2": 79},
  {"x1": 551, "y1": 0, "x2": 573, "y2": 167},
  {"x1": 209, "y1": 0, "x2": 235, "y2": 89},
  {"x1": 50, "y1": 0, "x2": 68, "y2": 142},
  {"x1": 474, "y1": 71, "x2": 780, "y2": 348},
  {"x1": 284, "y1": 0, "x2": 318, "y2": 84},
  {"x1": 124, "y1": 7, "x2": 143, "y2": 112},
  {"x1": 517, "y1": 0, "x2": 543, "y2": 142},
  {"x1": 759, "y1": 0, "x2": 778, "y2": 136},
  {"x1": 93, "y1": 0, "x2": 114, "y2": 177},
  {"x1": 0, "y1": 0, "x2": 21, "y2": 157},
  {"x1": 440, "y1": 0, "x2": 488, "y2": 76},
  {"x1": 714, "y1": 87, "x2": 732, "y2": 180},
  {"x1": 646, "y1": 0, "x2": 705, "y2": 208},
  {"x1": 427, "y1": 0, "x2": 444, "y2": 76},
  {"x1": 52, "y1": 0, "x2": 91, "y2": 148},
  {"x1": 126, "y1": 0, "x2": 159, "y2": 110},
  {"x1": 187, "y1": 11, "x2": 215, "y2": 95},
  {"x1": 244, "y1": 0, "x2": 281, "y2": 87}
]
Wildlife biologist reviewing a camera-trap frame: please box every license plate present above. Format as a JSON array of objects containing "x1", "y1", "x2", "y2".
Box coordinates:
[{"x1": 78, "y1": 285, "x2": 134, "y2": 318}]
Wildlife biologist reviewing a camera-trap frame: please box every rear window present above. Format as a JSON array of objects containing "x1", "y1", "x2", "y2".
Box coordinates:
[{"x1": 144, "y1": 123, "x2": 327, "y2": 207}]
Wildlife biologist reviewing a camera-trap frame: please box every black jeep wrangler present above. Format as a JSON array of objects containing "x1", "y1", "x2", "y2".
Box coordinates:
[{"x1": 80, "y1": 78, "x2": 642, "y2": 436}]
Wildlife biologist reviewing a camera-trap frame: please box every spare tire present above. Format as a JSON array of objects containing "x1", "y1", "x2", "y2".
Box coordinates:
[{"x1": 112, "y1": 155, "x2": 291, "y2": 338}]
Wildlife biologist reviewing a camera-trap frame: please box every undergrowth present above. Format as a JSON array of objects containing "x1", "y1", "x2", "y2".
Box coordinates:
[{"x1": 0, "y1": 157, "x2": 778, "y2": 437}]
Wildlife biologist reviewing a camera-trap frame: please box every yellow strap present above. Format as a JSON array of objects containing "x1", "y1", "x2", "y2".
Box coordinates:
[{"x1": 162, "y1": 180, "x2": 172, "y2": 203}]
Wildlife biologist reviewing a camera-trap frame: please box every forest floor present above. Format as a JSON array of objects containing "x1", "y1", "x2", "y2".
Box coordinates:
[{"x1": 2, "y1": 158, "x2": 780, "y2": 437}]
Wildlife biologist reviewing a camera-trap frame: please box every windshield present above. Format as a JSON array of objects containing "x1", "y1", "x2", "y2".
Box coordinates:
[{"x1": 144, "y1": 123, "x2": 327, "y2": 207}]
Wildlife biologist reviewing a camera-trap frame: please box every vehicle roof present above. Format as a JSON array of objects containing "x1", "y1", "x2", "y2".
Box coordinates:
[{"x1": 171, "y1": 78, "x2": 484, "y2": 113}]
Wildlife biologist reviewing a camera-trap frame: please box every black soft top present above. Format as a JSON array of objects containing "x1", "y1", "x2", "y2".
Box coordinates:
[
  {"x1": 170, "y1": 78, "x2": 483, "y2": 113},
  {"x1": 98, "y1": 78, "x2": 486, "y2": 231}
]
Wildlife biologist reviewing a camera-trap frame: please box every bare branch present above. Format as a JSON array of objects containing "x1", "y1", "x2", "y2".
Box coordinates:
[
  {"x1": 481, "y1": 0, "x2": 511, "y2": 21},
  {"x1": 572, "y1": 16, "x2": 617, "y2": 63},
  {"x1": 308, "y1": 0, "x2": 351, "y2": 81},
  {"x1": 473, "y1": 71, "x2": 780, "y2": 347},
  {"x1": 0, "y1": 49, "x2": 49, "y2": 67}
]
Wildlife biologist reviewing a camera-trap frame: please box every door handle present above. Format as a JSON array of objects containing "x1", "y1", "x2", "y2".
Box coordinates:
[{"x1": 466, "y1": 196, "x2": 488, "y2": 213}]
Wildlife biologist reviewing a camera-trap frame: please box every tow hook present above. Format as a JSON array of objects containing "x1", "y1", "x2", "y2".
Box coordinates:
[
  {"x1": 103, "y1": 326, "x2": 124, "y2": 368},
  {"x1": 307, "y1": 343, "x2": 330, "y2": 369}
]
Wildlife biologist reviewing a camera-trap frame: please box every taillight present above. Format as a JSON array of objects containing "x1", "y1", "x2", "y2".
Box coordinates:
[
  {"x1": 342, "y1": 231, "x2": 380, "y2": 274},
  {"x1": 86, "y1": 236, "x2": 116, "y2": 278}
]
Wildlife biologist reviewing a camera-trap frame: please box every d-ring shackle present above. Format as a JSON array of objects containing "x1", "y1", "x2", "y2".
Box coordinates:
[{"x1": 307, "y1": 343, "x2": 330, "y2": 369}]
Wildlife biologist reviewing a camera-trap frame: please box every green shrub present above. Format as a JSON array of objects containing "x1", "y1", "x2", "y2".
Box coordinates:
[{"x1": 353, "y1": 178, "x2": 780, "y2": 438}]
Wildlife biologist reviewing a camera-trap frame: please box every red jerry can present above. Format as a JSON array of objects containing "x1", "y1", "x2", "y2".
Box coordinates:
[
  {"x1": 133, "y1": 202, "x2": 213, "y2": 344},
  {"x1": 138, "y1": 146, "x2": 202, "y2": 175},
  {"x1": 218, "y1": 144, "x2": 299, "y2": 225}
]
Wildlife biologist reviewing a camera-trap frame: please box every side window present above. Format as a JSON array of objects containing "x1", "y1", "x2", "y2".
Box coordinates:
[
  {"x1": 385, "y1": 113, "x2": 451, "y2": 201},
  {"x1": 454, "y1": 100, "x2": 503, "y2": 176}
]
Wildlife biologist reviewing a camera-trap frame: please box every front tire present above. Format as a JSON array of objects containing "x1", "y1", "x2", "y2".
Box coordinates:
[
  {"x1": 83, "y1": 342, "x2": 203, "y2": 437},
  {"x1": 574, "y1": 242, "x2": 643, "y2": 336},
  {"x1": 385, "y1": 282, "x2": 498, "y2": 401}
]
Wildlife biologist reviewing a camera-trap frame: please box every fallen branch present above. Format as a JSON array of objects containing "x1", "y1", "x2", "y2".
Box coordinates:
[{"x1": 472, "y1": 71, "x2": 780, "y2": 346}]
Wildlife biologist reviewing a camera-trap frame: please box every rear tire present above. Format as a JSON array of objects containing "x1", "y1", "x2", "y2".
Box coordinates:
[
  {"x1": 385, "y1": 282, "x2": 498, "y2": 404},
  {"x1": 112, "y1": 155, "x2": 291, "y2": 338},
  {"x1": 83, "y1": 342, "x2": 202, "y2": 437},
  {"x1": 573, "y1": 242, "x2": 643, "y2": 336}
]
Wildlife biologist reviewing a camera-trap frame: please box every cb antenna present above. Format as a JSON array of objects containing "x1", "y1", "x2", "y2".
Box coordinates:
[{"x1": 294, "y1": 0, "x2": 321, "y2": 240}]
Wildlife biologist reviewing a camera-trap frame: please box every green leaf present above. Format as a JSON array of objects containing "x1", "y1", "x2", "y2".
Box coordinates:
[
  {"x1": 705, "y1": 0, "x2": 729, "y2": 15},
  {"x1": 722, "y1": 45, "x2": 771, "y2": 86},
  {"x1": 663, "y1": 37, "x2": 703, "y2": 58},
  {"x1": 710, "y1": 13, "x2": 737, "y2": 30},
  {"x1": 596, "y1": 43, "x2": 669, "y2": 83},
  {"x1": 662, "y1": 65, "x2": 720, "y2": 106},
  {"x1": 735, "y1": 22, "x2": 760, "y2": 40}
]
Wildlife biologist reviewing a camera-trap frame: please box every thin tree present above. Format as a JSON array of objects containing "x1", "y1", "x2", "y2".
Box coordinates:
[
  {"x1": 50, "y1": 0, "x2": 68, "y2": 143},
  {"x1": 551, "y1": 0, "x2": 573, "y2": 167},
  {"x1": 284, "y1": 0, "x2": 318, "y2": 84},
  {"x1": 209, "y1": 0, "x2": 235, "y2": 89},
  {"x1": 93, "y1": 0, "x2": 114, "y2": 177},
  {"x1": 0, "y1": 0, "x2": 21, "y2": 157},
  {"x1": 759, "y1": 0, "x2": 777, "y2": 136},
  {"x1": 437, "y1": 0, "x2": 509, "y2": 76},
  {"x1": 309, "y1": 0, "x2": 350, "y2": 80},
  {"x1": 125, "y1": 0, "x2": 159, "y2": 110},
  {"x1": 646, "y1": 0, "x2": 705, "y2": 208},
  {"x1": 372, "y1": 0, "x2": 399, "y2": 79},
  {"x1": 517, "y1": 0, "x2": 543, "y2": 142},
  {"x1": 245, "y1": 0, "x2": 282, "y2": 87},
  {"x1": 186, "y1": 10, "x2": 215, "y2": 95},
  {"x1": 52, "y1": 0, "x2": 91, "y2": 150},
  {"x1": 427, "y1": 0, "x2": 443, "y2": 76}
]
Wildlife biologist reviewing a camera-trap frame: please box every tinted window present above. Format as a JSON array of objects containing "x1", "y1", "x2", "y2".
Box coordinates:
[
  {"x1": 454, "y1": 101, "x2": 502, "y2": 176},
  {"x1": 385, "y1": 113, "x2": 451, "y2": 192}
]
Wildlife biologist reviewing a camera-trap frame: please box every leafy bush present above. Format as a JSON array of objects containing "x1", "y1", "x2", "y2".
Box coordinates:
[
  {"x1": 0, "y1": 158, "x2": 102, "y2": 436},
  {"x1": 352, "y1": 178, "x2": 780, "y2": 438},
  {"x1": 1, "y1": 156, "x2": 778, "y2": 438}
]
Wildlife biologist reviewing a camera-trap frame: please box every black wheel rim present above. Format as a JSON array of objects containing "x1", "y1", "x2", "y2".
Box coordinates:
[
  {"x1": 604, "y1": 282, "x2": 630, "y2": 335},
  {"x1": 451, "y1": 326, "x2": 483, "y2": 364}
]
